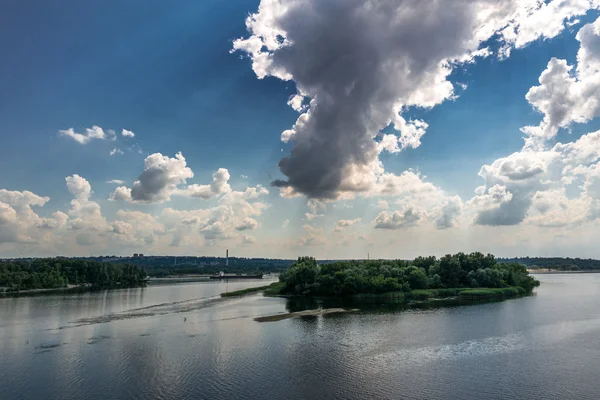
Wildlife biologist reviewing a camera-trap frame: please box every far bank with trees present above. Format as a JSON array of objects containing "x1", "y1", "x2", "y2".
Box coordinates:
[{"x1": 0, "y1": 259, "x2": 147, "y2": 293}]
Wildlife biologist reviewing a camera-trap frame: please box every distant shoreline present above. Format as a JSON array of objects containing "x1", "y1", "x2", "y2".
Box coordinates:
[{"x1": 529, "y1": 270, "x2": 600, "y2": 274}]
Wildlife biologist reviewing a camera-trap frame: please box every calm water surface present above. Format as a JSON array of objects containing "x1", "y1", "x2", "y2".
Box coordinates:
[{"x1": 1, "y1": 274, "x2": 600, "y2": 399}]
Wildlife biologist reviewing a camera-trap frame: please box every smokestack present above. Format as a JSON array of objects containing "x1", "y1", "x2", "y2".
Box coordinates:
[{"x1": 226, "y1": 249, "x2": 229, "y2": 266}]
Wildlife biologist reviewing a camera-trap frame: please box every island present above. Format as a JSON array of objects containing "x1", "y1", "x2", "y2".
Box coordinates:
[{"x1": 269, "y1": 252, "x2": 540, "y2": 302}]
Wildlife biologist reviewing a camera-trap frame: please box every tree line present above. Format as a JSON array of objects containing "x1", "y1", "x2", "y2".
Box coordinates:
[
  {"x1": 499, "y1": 257, "x2": 600, "y2": 271},
  {"x1": 279, "y1": 252, "x2": 540, "y2": 297},
  {"x1": 0, "y1": 259, "x2": 147, "y2": 291}
]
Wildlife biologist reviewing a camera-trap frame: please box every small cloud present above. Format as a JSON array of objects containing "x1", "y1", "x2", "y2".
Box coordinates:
[
  {"x1": 240, "y1": 174, "x2": 248, "y2": 180},
  {"x1": 282, "y1": 219, "x2": 289, "y2": 228},
  {"x1": 374, "y1": 208, "x2": 420, "y2": 229},
  {"x1": 336, "y1": 218, "x2": 361, "y2": 228},
  {"x1": 235, "y1": 217, "x2": 259, "y2": 231},
  {"x1": 58, "y1": 125, "x2": 108, "y2": 145},
  {"x1": 122, "y1": 129, "x2": 135, "y2": 138},
  {"x1": 110, "y1": 148, "x2": 124, "y2": 156},
  {"x1": 106, "y1": 179, "x2": 125, "y2": 185}
]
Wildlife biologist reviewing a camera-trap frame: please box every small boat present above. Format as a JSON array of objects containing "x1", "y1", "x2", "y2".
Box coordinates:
[{"x1": 209, "y1": 271, "x2": 263, "y2": 280}]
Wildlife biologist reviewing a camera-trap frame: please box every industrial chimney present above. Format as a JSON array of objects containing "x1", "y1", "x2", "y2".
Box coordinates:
[{"x1": 226, "y1": 249, "x2": 229, "y2": 266}]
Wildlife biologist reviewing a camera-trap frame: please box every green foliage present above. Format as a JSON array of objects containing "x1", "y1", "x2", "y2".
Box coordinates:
[
  {"x1": 408, "y1": 268, "x2": 428, "y2": 290},
  {"x1": 458, "y1": 286, "x2": 526, "y2": 299},
  {"x1": 409, "y1": 288, "x2": 462, "y2": 299},
  {"x1": 278, "y1": 252, "x2": 539, "y2": 298},
  {"x1": 438, "y1": 255, "x2": 462, "y2": 287},
  {"x1": 0, "y1": 259, "x2": 146, "y2": 292},
  {"x1": 263, "y1": 282, "x2": 285, "y2": 296},
  {"x1": 411, "y1": 256, "x2": 436, "y2": 273}
]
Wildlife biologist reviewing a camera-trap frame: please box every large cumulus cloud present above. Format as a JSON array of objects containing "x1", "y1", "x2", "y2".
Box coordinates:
[
  {"x1": 233, "y1": 0, "x2": 599, "y2": 199},
  {"x1": 469, "y1": 16, "x2": 600, "y2": 227},
  {"x1": 522, "y1": 16, "x2": 600, "y2": 148}
]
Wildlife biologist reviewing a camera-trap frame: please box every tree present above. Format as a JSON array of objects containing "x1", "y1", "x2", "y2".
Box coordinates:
[
  {"x1": 438, "y1": 255, "x2": 461, "y2": 287},
  {"x1": 412, "y1": 256, "x2": 436, "y2": 273},
  {"x1": 408, "y1": 269, "x2": 428, "y2": 290},
  {"x1": 428, "y1": 274, "x2": 442, "y2": 288}
]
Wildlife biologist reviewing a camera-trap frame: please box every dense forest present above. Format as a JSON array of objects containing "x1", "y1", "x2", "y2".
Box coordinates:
[
  {"x1": 0, "y1": 259, "x2": 147, "y2": 292},
  {"x1": 499, "y1": 257, "x2": 600, "y2": 271},
  {"x1": 3, "y1": 256, "x2": 295, "y2": 279},
  {"x1": 279, "y1": 252, "x2": 540, "y2": 297}
]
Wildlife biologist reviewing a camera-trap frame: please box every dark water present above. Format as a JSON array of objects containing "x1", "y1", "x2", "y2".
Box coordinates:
[{"x1": 1, "y1": 274, "x2": 600, "y2": 400}]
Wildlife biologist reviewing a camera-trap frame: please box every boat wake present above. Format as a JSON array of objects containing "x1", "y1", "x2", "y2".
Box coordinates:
[{"x1": 56, "y1": 295, "x2": 239, "y2": 329}]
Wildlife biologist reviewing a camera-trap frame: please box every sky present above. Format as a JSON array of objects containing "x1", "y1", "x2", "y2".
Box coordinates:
[{"x1": 2, "y1": 0, "x2": 600, "y2": 259}]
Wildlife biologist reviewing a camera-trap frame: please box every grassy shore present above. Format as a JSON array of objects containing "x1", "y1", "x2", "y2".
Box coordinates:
[
  {"x1": 222, "y1": 282, "x2": 528, "y2": 304},
  {"x1": 262, "y1": 284, "x2": 529, "y2": 301},
  {"x1": 409, "y1": 286, "x2": 526, "y2": 300},
  {"x1": 458, "y1": 286, "x2": 526, "y2": 299}
]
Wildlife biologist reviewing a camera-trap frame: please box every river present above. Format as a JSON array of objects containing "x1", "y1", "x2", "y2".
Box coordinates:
[{"x1": 1, "y1": 274, "x2": 600, "y2": 399}]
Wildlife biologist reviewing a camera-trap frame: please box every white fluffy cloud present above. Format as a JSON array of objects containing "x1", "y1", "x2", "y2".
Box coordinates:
[
  {"x1": 0, "y1": 189, "x2": 54, "y2": 243},
  {"x1": 178, "y1": 168, "x2": 232, "y2": 199},
  {"x1": 336, "y1": 218, "x2": 361, "y2": 228},
  {"x1": 374, "y1": 207, "x2": 421, "y2": 230},
  {"x1": 161, "y1": 197, "x2": 268, "y2": 245},
  {"x1": 522, "y1": 16, "x2": 600, "y2": 147},
  {"x1": 364, "y1": 169, "x2": 465, "y2": 230},
  {"x1": 433, "y1": 196, "x2": 464, "y2": 229},
  {"x1": 469, "y1": 127, "x2": 600, "y2": 227},
  {"x1": 233, "y1": 0, "x2": 599, "y2": 199},
  {"x1": 59, "y1": 125, "x2": 114, "y2": 144},
  {"x1": 235, "y1": 217, "x2": 259, "y2": 231},
  {"x1": 1, "y1": 164, "x2": 270, "y2": 254},
  {"x1": 498, "y1": 0, "x2": 600, "y2": 55},
  {"x1": 334, "y1": 218, "x2": 361, "y2": 232},
  {"x1": 122, "y1": 129, "x2": 135, "y2": 138},
  {"x1": 59, "y1": 126, "x2": 137, "y2": 145},
  {"x1": 461, "y1": 17, "x2": 600, "y2": 229},
  {"x1": 64, "y1": 175, "x2": 109, "y2": 243},
  {"x1": 109, "y1": 154, "x2": 252, "y2": 204},
  {"x1": 110, "y1": 152, "x2": 194, "y2": 203}
]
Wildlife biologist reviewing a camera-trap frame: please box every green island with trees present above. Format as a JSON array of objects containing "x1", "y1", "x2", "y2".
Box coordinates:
[
  {"x1": 275, "y1": 252, "x2": 540, "y2": 302},
  {"x1": 0, "y1": 259, "x2": 147, "y2": 293}
]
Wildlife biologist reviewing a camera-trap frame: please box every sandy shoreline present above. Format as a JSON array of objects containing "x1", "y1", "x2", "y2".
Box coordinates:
[{"x1": 255, "y1": 308, "x2": 359, "y2": 322}]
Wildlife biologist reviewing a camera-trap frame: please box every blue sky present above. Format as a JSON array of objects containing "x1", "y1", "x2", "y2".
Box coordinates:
[{"x1": 2, "y1": 1, "x2": 600, "y2": 258}]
